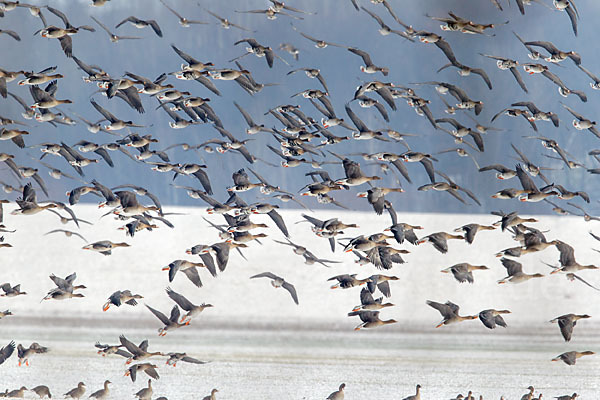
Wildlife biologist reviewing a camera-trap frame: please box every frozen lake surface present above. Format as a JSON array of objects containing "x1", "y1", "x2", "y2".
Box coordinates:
[{"x1": 0, "y1": 206, "x2": 598, "y2": 398}]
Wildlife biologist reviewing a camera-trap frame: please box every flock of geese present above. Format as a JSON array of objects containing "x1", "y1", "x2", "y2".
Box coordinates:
[{"x1": 0, "y1": 0, "x2": 599, "y2": 398}]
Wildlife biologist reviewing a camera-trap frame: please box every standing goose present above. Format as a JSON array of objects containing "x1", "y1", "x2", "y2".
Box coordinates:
[
  {"x1": 250, "y1": 272, "x2": 299, "y2": 305},
  {"x1": 89, "y1": 380, "x2": 111, "y2": 399},
  {"x1": 521, "y1": 386, "x2": 535, "y2": 400},
  {"x1": 64, "y1": 382, "x2": 86, "y2": 399},
  {"x1": 402, "y1": 384, "x2": 421, "y2": 400},
  {"x1": 202, "y1": 389, "x2": 219, "y2": 400},
  {"x1": 554, "y1": 394, "x2": 578, "y2": 400},
  {"x1": 134, "y1": 379, "x2": 153, "y2": 400},
  {"x1": 550, "y1": 313, "x2": 591, "y2": 342},
  {"x1": 166, "y1": 287, "x2": 213, "y2": 323},
  {"x1": 326, "y1": 383, "x2": 345, "y2": 399},
  {"x1": 3, "y1": 387, "x2": 28, "y2": 398},
  {"x1": 426, "y1": 301, "x2": 478, "y2": 327},
  {"x1": 30, "y1": 385, "x2": 52, "y2": 399}
]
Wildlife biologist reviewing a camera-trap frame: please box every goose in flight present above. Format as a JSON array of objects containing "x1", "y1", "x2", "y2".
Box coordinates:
[{"x1": 250, "y1": 272, "x2": 298, "y2": 305}]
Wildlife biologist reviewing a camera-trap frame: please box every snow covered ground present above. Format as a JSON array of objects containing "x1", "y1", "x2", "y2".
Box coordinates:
[{"x1": 0, "y1": 206, "x2": 598, "y2": 398}]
